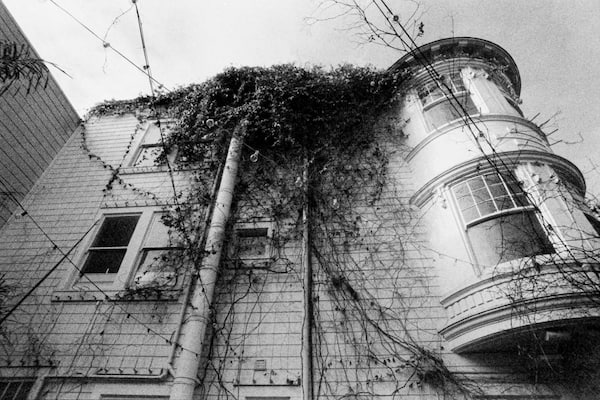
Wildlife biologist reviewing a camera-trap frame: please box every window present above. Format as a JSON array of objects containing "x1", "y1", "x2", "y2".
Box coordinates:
[
  {"x1": 0, "y1": 379, "x2": 35, "y2": 400},
  {"x1": 131, "y1": 213, "x2": 184, "y2": 289},
  {"x1": 66, "y1": 208, "x2": 182, "y2": 294},
  {"x1": 417, "y1": 73, "x2": 478, "y2": 130},
  {"x1": 131, "y1": 121, "x2": 175, "y2": 167},
  {"x1": 417, "y1": 73, "x2": 466, "y2": 106},
  {"x1": 229, "y1": 224, "x2": 272, "y2": 266},
  {"x1": 235, "y1": 228, "x2": 269, "y2": 258},
  {"x1": 81, "y1": 215, "x2": 140, "y2": 282},
  {"x1": 452, "y1": 173, "x2": 554, "y2": 267},
  {"x1": 453, "y1": 173, "x2": 528, "y2": 223}
]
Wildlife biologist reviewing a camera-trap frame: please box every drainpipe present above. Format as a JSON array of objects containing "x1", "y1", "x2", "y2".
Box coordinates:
[
  {"x1": 169, "y1": 130, "x2": 243, "y2": 400},
  {"x1": 166, "y1": 161, "x2": 225, "y2": 377},
  {"x1": 302, "y1": 157, "x2": 314, "y2": 400}
]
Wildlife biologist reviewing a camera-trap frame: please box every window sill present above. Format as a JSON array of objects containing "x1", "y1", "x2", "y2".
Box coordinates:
[
  {"x1": 464, "y1": 206, "x2": 535, "y2": 228},
  {"x1": 119, "y1": 165, "x2": 172, "y2": 174},
  {"x1": 119, "y1": 163, "x2": 211, "y2": 175}
]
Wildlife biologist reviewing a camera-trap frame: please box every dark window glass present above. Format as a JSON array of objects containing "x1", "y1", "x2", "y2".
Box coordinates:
[
  {"x1": 584, "y1": 213, "x2": 600, "y2": 237},
  {"x1": 453, "y1": 173, "x2": 554, "y2": 267},
  {"x1": 82, "y1": 215, "x2": 140, "y2": 275},
  {"x1": 82, "y1": 249, "x2": 127, "y2": 274},
  {"x1": 92, "y1": 216, "x2": 139, "y2": 247},
  {"x1": 235, "y1": 228, "x2": 269, "y2": 258},
  {"x1": 468, "y1": 211, "x2": 554, "y2": 267},
  {"x1": 0, "y1": 380, "x2": 34, "y2": 400}
]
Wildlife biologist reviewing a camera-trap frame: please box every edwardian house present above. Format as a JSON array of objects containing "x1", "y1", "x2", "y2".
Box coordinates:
[{"x1": 0, "y1": 3, "x2": 599, "y2": 399}]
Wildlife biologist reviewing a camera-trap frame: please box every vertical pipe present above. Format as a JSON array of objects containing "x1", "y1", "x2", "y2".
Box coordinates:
[
  {"x1": 302, "y1": 158, "x2": 314, "y2": 400},
  {"x1": 169, "y1": 133, "x2": 243, "y2": 400}
]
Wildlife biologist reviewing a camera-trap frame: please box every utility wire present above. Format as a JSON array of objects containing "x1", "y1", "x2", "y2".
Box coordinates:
[
  {"x1": 378, "y1": 0, "x2": 591, "y2": 274},
  {"x1": 0, "y1": 220, "x2": 97, "y2": 326},
  {"x1": 130, "y1": 0, "x2": 182, "y2": 217},
  {"x1": 47, "y1": 0, "x2": 169, "y2": 92},
  {"x1": 0, "y1": 177, "x2": 204, "y2": 357}
]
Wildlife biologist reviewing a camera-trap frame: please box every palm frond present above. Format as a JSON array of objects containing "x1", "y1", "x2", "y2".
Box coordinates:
[{"x1": 0, "y1": 40, "x2": 49, "y2": 96}]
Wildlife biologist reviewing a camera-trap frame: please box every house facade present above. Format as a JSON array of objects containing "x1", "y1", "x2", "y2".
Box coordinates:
[{"x1": 0, "y1": 29, "x2": 599, "y2": 400}]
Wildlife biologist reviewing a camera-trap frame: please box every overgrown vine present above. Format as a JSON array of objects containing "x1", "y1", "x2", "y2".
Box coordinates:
[{"x1": 83, "y1": 63, "x2": 476, "y2": 399}]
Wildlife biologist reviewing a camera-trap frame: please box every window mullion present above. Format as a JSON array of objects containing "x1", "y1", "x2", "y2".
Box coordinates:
[
  {"x1": 482, "y1": 176, "x2": 500, "y2": 212},
  {"x1": 464, "y1": 180, "x2": 482, "y2": 221},
  {"x1": 499, "y1": 174, "x2": 519, "y2": 208}
]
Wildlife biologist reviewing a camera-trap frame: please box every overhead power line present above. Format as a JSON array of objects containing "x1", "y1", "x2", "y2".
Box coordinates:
[{"x1": 47, "y1": 0, "x2": 169, "y2": 92}]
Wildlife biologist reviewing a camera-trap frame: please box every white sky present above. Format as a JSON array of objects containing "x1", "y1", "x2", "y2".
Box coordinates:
[{"x1": 4, "y1": 0, "x2": 600, "y2": 192}]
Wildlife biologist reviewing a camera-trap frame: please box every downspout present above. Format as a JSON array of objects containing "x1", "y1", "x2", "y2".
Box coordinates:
[
  {"x1": 169, "y1": 129, "x2": 244, "y2": 400},
  {"x1": 166, "y1": 161, "x2": 225, "y2": 377},
  {"x1": 302, "y1": 157, "x2": 314, "y2": 400}
]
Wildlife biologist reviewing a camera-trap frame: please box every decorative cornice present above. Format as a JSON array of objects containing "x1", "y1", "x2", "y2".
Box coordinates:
[{"x1": 389, "y1": 37, "x2": 521, "y2": 95}]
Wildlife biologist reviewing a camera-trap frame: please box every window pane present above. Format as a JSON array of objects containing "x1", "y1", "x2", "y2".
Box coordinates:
[
  {"x1": 82, "y1": 249, "x2": 126, "y2": 274},
  {"x1": 467, "y1": 176, "x2": 485, "y2": 192},
  {"x1": 133, "y1": 145, "x2": 163, "y2": 167},
  {"x1": 455, "y1": 183, "x2": 475, "y2": 212},
  {"x1": 487, "y1": 181, "x2": 509, "y2": 199},
  {"x1": 461, "y1": 206, "x2": 480, "y2": 222},
  {"x1": 453, "y1": 173, "x2": 534, "y2": 225},
  {"x1": 133, "y1": 249, "x2": 180, "y2": 288},
  {"x1": 468, "y1": 211, "x2": 553, "y2": 267},
  {"x1": 505, "y1": 178, "x2": 529, "y2": 207},
  {"x1": 143, "y1": 123, "x2": 164, "y2": 144},
  {"x1": 3, "y1": 382, "x2": 18, "y2": 400},
  {"x1": 475, "y1": 199, "x2": 497, "y2": 216},
  {"x1": 470, "y1": 186, "x2": 492, "y2": 204},
  {"x1": 424, "y1": 92, "x2": 477, "y2": 129},
  {"x1": 143, "y1": 214, "x2": 172, "y2": 248},
  {"x1": 494, "y1": 195, "x2": 515, "y2": 210},
  {"x1": 235, "y1": 228, "x2": 269, "y2": 258},
  {"x1": 92, "y1": 216, "x2": 139, "y2": 247},
  {"x1": 14, "y1": 381, "x2": 33, "y2": 400},
  {"x1": 0, "y1": 381, "x2": 34, "y2": 400}
]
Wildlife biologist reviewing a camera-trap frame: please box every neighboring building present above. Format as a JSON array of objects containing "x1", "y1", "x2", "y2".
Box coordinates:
[
  {"x1": 0, "y1": 1, "x2": 80, "y2": 228},
  {"x1": 0, "y1": 34, "x2": 599, "y2": 400}
]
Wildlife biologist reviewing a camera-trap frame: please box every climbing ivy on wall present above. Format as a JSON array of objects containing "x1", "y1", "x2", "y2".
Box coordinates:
[{"x1": 84, "y1": 64, "x2": 478, "y2": 399}]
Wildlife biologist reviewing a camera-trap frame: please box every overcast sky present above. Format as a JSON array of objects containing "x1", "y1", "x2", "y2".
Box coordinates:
[{"x1": 4, "y1": 0, "x2": 600, "y2": 192}]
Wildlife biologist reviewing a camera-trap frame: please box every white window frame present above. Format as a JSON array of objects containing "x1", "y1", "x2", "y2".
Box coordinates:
[
  {"x1": 59, "y1": 207, "x2": 181, "y2": 295},
  {"x1": 127, "y1": 120, "x2": 177, "y2": 169},
  {"x1": 451, "y1": 172, "x2": 532, "y2": 227},
  {"x1": 130, "y1": 212, "x2": 185, "y2": 290},
  {"x1": 77, "y1": 212, "x2": 143, "y2": 287},
  {"x1": 417, "y1": 73, "x2": 478, "y2": 131},
  {"x1": 448, "y1": 171, "x2": 553, "y2": 270},
  {"x1": 417, "y1": 73, "x2": 467, "y2": 107}
]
